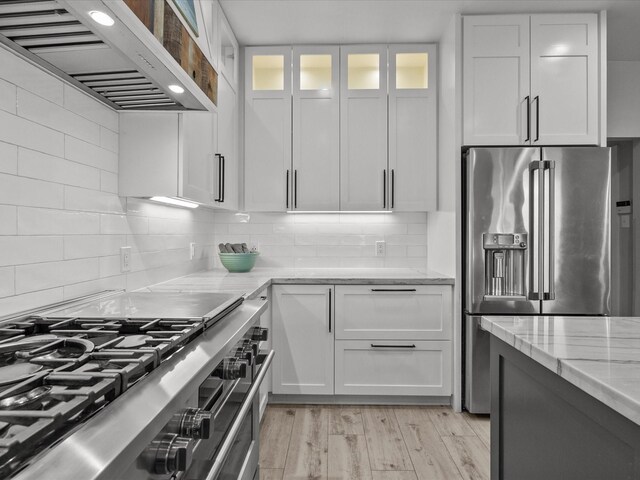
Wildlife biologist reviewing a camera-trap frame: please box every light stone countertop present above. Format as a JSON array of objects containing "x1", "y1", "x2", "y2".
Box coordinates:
[
  {"x1": 142, "y1": 268, "x2": 454, "y2": 299},
  {"x1": 481, "y1": 315, "x2": 640, "y2": 427}
]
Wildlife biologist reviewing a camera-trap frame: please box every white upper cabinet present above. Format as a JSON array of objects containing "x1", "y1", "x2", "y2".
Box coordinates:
[
  {"x1": 214, "y1": 72, "x2": 238, "y2": 210},
  {"x1": 244, "y1": 46, "x2": 292, "y2": 212},
  {"x1": 292, "y1": 46, "x2": 340, "y2": 211},
  {"x1": 119, "y1": 112, "x2": 216, "y2": 205},
  {"x1": 463, "y1": 15, "x2": 531, "y2": 146},
  {"x1": 218, "y1": 8, "x2": 239, "y2": 90},
  {"x1": 389, "y1": 44, "x2": 437, "y2": 211},
  {"x1": 530, "y1": 14, "x2": 599, "y2": 145},
  {"x1": 463, "y1": 13, "x2": 601, "y2": 146},
  {"x1": 340, "y1": 45, "x2": 388, "y2": 211}
]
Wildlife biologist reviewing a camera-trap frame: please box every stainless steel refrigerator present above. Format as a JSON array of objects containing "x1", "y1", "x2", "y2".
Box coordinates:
[{"x1": 464, "y1": 146, "x2": 611, "y2": 413}]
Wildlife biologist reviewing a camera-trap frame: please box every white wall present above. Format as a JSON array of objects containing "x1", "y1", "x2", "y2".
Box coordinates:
[
  {"x1": 211, "y1": 211, "x2": 430, "y2": 270},
  {"x1": 608, "y1": 61, "x2": 640, "y2": 138},
  {"x1": 0, "y1": 46, "x2": 216, "y2": 316}
]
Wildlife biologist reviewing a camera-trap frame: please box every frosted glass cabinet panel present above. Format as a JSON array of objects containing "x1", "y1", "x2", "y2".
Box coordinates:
[
  {"x1": 347, "y1": 53, "x2": 380, "y2": 90},
  {"x1": 396, "y1": 52, "x2": 429, "y2": 89},
  {"x1": 300, "y1": 54, "x2": 332, "y2": 90},
  {"x1": 252, "y1": 55, "x2": 285, "y2": 91}
]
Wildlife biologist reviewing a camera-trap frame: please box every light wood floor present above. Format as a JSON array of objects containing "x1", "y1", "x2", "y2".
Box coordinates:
[{"x1": 259, "y1": 405, "x2": 490, "y2": 480}]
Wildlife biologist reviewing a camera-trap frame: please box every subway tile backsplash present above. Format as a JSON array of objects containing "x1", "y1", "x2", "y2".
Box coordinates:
[
  {"x1": 211, "y1": 212, "x2": 429, "y2": 269},
  {"x1": 0, "y1": 47, "x2": 216, "y2": 316}
]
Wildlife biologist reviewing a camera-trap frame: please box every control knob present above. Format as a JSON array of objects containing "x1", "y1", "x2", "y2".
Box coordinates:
[
  {"x1": 212, "y1": 357, "x2": 247, "y2": 380},
  {"x1": 148, "y1": 433, "x2": 193, "y2": 475},
  {"x1": 233, "y1": 343, "x2": 254, "y2": 364},
  {"x1": 169, "y1": 408, "x2": 212, "y2": 439}
]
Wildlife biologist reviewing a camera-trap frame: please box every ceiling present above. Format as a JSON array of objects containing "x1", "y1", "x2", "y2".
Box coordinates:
[{"x1": 219, "y1": 0, "x2": 640, "y2": 61}]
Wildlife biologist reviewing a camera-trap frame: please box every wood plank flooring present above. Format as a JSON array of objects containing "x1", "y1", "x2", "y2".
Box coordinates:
[{"x1": 259, "y1": 405, "x2": 490, "y2": 480}]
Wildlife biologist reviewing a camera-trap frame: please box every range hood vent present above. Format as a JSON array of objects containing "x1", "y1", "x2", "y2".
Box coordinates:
[{"x1": 0, "y1": 0, "x2": 212, "y2": 111}]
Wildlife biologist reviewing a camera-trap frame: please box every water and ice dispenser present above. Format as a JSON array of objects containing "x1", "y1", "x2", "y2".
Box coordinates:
[{"x1": 483, "y1": 233, "x2": 527, "y2": 300}]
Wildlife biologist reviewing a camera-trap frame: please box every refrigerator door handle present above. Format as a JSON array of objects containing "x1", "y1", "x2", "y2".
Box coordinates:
[
  {"x1": 528, "y1": 161, "x2": 544, "y2": 300},
  {"x1": 544, "y1": 160, "x2": 556, "y2": 300}
]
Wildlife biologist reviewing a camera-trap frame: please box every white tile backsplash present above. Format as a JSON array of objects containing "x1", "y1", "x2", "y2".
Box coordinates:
[
  {"x1": 212, "y1": 212, "x2": 429, "y2": 270},
  {"x1": 0, "y1": 48, "x2": 216, "y2": 316}
]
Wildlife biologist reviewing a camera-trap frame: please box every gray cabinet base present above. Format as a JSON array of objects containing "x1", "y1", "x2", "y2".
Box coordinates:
[{"x1": 490, "y1": 336, "x2": 640, "y2": 480}]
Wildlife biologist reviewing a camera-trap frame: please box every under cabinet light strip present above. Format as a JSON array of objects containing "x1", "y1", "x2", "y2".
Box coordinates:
[
  {"x1": 286, "y1": 211, "x2": 392, "y2": 214},
  {"x1": 149, "y1": 197, "x2": 199, "y2": 209}
]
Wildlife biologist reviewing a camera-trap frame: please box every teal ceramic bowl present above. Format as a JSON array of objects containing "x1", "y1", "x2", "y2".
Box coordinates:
[{"x1": 218, "y1": 252, "x2": 260, "y2": 273}]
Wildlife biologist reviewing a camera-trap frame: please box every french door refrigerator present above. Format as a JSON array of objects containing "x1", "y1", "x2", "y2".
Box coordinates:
[{"x1": 464, "y1": 147, "x2": 611, "y2": 413}]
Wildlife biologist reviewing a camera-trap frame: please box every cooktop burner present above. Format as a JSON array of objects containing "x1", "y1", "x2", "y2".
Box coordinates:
[{"x1": 0, "y1": 291, "x2": 244, "y2": 478}]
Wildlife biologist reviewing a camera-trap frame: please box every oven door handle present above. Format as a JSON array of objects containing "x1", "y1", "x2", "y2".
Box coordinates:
[{"x1": 204, "y1": 349, "x2": 274, "y2": 480}]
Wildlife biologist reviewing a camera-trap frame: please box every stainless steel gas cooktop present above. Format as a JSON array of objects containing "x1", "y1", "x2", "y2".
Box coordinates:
[{"x1": 0, "y1": 290, "x2": 244, "y2": 478}]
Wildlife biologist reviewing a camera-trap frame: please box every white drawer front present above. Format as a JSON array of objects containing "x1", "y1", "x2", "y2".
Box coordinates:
[
  {"x1": 335, "y1": 340, "x2": 452, "y2": 396},
  {"x1": 335, "y1": 285, "x2": 452, "y2": 340}
]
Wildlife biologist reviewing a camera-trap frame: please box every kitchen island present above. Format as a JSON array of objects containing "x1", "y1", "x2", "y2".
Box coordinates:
[{"x1": 481, "y1": 316, "x2": 640, "y2": 479}]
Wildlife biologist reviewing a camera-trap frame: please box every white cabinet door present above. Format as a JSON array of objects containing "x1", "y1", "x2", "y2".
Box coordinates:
[
  {"x1": 215, "y1": 72, "x2": 238, "y2": 210},
  {"x1": 272, "y1": 285, "x2": 334, "y2": 395},
  {"x1": 389, "y1": 44, "x2": 437, "y2": 211},
  {"x1": 530, "y1": 14, "x2": 599, "y2": 145},
  {"x1": 340, "y1": 45, "x2": 388, "y2": 211},
  {"x1": 335, "y1": 340, "x2": 452, "y2": 396},
  {"x1": 119, "y1": 113, "x2": 181, "y2": 198},
  {"x1": 181, "y1": 112, "x2": 215, "y2": 205},
  {"x1": 244, "y1": 46, "x2": 292, "y2": 212},
  {"x1": 292, "y1": 46, "x2": 340, "y2": 211},
  {"x1": 463, "y1": 15, "x2": 531, "y2": 146},
  {"x1": 218, "y1": 8, "x2": 239, "y2": 90},
  {"x1": 334, "y1": 285, "x2": 452, "y2": 340}
]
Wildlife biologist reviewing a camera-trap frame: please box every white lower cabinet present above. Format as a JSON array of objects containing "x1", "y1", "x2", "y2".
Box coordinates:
[
  {"x1": 335, "y1": 340, "x2": 452, "y2": 396},
  {"x1": 271, "y1": 283, "x2": 453, "y2": 399},
  {"x1": 334, "y1": 285, "x2": 452, "y2": 340},
  {"x1": 272, "y1": 285, "x2": 334, "y2": 395}
]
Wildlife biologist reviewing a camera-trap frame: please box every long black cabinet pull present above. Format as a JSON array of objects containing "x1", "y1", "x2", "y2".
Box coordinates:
[
  {"x1": 286, "y1": 170, "x2": 290, "y2": 209},
  {"x1": 534, "y1": 95, "x2": 540, "y2": 142},
  {"x1": 328, "y1": 289, "x2": 332, "y2": 333},
  {"x1": 371, "y1": 344, "x2": 416, "y2": 349},
  {"x1": 214, "y1": 153, "x2": 223, "y2": 202},
  {"x1": 370, "y1": 288, "x2": 417, "y2": 292},
  {"x1": 525, "y1": 95, "x2": 530, "y2": 142},
  {"x1": 294, "y1": 170, "x2": 298, "y2": 209},
  {"x1": 391, "y1": 169, "x2": 395, "y2": 209},
  {"x1": 221, "y1": 155, "x2": 225, "y2": 203},
  {"x1": 383, "y1": 169, "x2": 387, "y2": 209}
]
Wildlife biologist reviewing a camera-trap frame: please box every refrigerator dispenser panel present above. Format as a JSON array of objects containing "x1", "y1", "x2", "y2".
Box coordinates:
[{"x1": 483, "y1": 233, "x2": 527, "y2": 300}]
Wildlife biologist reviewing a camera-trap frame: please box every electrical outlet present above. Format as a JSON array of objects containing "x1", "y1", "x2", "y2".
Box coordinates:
[
  {"x1": 375, "y1": 241, "x2": 386, "y2": 257},
  {"x1": 120, "y1": 246, "x2": 131, "y2": 272},
  {"x1": 190, "y1": 242, "x2": 196, "y2": 260}
]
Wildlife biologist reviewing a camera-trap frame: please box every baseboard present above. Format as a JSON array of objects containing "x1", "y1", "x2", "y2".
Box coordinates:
[{"x1": 268, "y1": 393, "x2": 452, "y2": 406}]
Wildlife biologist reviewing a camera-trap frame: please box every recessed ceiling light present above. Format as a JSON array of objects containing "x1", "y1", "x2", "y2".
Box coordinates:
[
  {"x1": 168, "y1": 84, "x2": 185, "y2": 94},
  {"x1": 88, "y1": 10, "x2": 115, "y2": 27},
  {"x1": 150, "y1": 196, "x2": 199, "y2": 209}
]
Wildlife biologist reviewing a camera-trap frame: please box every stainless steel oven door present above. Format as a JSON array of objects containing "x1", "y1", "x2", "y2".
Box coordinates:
[{"x1": 184, "y1": 350, "x2": 274, "y2": 480}]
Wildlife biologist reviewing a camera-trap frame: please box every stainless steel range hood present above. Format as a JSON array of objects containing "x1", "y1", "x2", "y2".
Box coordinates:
[{"x1": 0, "y1": 0, "x2": 215, "y2": 111}]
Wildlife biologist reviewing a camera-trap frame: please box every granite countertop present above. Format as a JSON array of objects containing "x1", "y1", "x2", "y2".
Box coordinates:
[
  {"x1": 142, "y1": 268, "x2": 453, "y2": 299},
  {"x1": 481, "y1": 315, "x2": 640, "y2": 427}
]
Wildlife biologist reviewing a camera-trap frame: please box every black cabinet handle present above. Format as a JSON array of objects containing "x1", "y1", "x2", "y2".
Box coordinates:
[
  {"x1": 370, "y1": 288, "x2": 417, "y2": 292},
  {"x1": 286, "y1": 170, "x2": 290, "y2": 209},
  {"x1": 391, "y1": 169, "x2": 395, "y2": 209},
  {"x1": 383, "y1": 169, "x2": 387, "y2": 209},
  {"x1": 371, "y1": 344, "x2": 416, "y2": 349},
  {"x1": 534, "y1": 95, "x2": 540, "y2": 142},
  {"x1": 525, "y1": 95, "x2": 530, "y2": 143},
  {"x1": 294, "y1": 170, "x2": 298, "y2": 209},
  {"x1": 221, "y1": 155, "x2": 225, "y2": 203},
  {"x1": 328, "y1": 288, "x2": 332, "y2": 333},
  {"x1": 214, "y1": 153, "x2": 223, "y2": 202}
]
